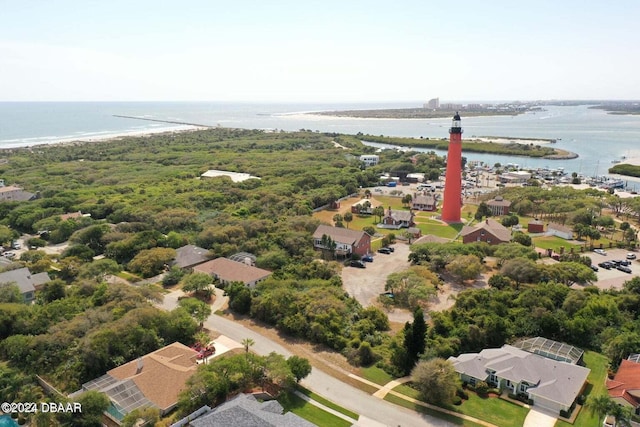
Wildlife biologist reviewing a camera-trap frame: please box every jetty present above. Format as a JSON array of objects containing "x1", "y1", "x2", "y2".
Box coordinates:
[{"x1": 113, "y1": 115, "x2": 215, "y2": 128}]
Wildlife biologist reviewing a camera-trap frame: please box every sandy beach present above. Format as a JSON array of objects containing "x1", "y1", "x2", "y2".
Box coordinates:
[
  {"x1": 620, "y1": 155, "x2": 640, "y2": 166},
  {"x1": 13, "y1": 125, "x2": 208, "y2": 150}
]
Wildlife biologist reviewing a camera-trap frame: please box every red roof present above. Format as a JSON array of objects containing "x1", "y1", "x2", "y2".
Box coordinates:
[{"x1": 607, "y1": 359, "x2": 640, "y2": 407}]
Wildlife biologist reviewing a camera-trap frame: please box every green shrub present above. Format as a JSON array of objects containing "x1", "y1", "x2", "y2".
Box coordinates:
[{"x1": 475, "y1": 381, "x2": 489, "y2": 396}]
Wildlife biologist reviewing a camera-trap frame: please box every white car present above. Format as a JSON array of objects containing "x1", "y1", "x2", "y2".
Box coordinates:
[
  {"x1": 4, "y1": 252, "x2": 16, "y2": 259},
  {"x1": 594, "y1": 249, "x2": 607, "y2": 255},
  {"x1": 627, "y1": 253, "x2": 637, "y2": 260}
]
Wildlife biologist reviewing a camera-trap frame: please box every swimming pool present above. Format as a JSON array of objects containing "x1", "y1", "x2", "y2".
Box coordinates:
[{"x1": 0, "y1": 415, "x2": 19, "y2": 427}]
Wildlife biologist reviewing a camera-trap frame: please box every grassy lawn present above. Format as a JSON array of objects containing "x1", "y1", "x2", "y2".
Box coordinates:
[
  {"x1": 414, "y1": 221, "x2": 464, "y2": 239},
  {"x1": 555, "y1": 351, "x2": 609, "y2": 427},
  {"x1": 392, "y1": 383, "x2": 527, "y2": 427},
  {"x1": 295, "y1": 386, "x2": 359, "y2": 420},
  {"x1": 278, "y1": 390, "x2": 353, "y2": 427},
  {"x1": 359, "y1": 366, "x2": 395, "y2": 386},
  {"x1": 533, "y1": 235, "x2": 583, "y2": 253},
  {"x1": 384, "y1": 393, "x2": 483, "y2": 427},
  {"x1": 457, "y1": 393, "x2": 528, "y2": 427}
]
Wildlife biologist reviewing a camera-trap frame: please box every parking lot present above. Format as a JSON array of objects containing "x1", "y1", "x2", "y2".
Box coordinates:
[
  {"x1": 341, "y1": 243, "x2": 413, "y2": 323},
  {"x1": 585, "y1": 248, "x2": 639, "y2": 290}
]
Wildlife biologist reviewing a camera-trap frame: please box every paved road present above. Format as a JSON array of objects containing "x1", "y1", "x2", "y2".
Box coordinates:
[{"x1": 157, "y1": 290, "x2": 453, "y2": 427}]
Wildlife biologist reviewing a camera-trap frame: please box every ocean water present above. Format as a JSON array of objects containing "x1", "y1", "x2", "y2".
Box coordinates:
[{"x1": 1, "y1": 102, "x2": 640, "y2": 179}]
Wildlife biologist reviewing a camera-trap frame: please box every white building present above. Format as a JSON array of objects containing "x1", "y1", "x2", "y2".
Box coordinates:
[{"x1": 359, "y1": 155, "x2": 379, "y2": 167}]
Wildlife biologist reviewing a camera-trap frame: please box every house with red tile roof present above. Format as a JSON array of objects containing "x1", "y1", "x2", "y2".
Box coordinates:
[{"x1": 607, "y1": 357, "x2": 640, "y2": 415}]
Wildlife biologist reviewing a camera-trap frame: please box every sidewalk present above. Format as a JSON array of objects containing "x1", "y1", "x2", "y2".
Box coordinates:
[{"x1": 346, "y1": 373, "x2": 500, "y2": 427}]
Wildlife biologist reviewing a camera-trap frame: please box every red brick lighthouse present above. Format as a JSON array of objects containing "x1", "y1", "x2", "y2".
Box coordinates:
[{"x1": 441, "y1": 112, "x2": 463, "y2": 223}]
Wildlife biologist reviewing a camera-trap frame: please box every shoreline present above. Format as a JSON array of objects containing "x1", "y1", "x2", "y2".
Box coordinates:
[{"x1": 0, "y1": 125, "x2": 208, "y2": 151}]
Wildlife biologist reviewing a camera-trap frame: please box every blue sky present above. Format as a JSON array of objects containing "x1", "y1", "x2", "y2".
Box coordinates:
[{"x1": 1, "y1": 1, "x2": 638, "y2": 102}]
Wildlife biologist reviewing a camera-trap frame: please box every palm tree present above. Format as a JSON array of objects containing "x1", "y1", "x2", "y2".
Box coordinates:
[
  {"x1": 343, "y1": 212, "x2": 353, "y2": 229},
  {"x1": 242, "y1": 337, "x2": 255, "y2": 354},
  {"x1": 373, "y1": 206, "x2": 385, "y2": 223},
  {"x1": 587, "y1": 394, "x2": 613, "y2": 426}
]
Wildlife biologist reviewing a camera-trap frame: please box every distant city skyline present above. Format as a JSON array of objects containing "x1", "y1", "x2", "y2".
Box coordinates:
[{"x1": 2, "y1": 1, "x2": 639, "y2": 102}]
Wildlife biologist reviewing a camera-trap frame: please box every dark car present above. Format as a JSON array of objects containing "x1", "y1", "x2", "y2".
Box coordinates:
[
  {"x1": 377, "y1": 247, "x2": 392, "y2": 254},
  {"x1": 590, "y1": 264, "x2": 599, "y2": 272},
  {"x1": 617, "y1": 265, "x2": 632, "y2": 273},
  {"x1": 361, "y1": 254, "x2": 374, "y2": 262},
  {"x1": 598, "y1": 261, "x2": 612, "y2": 269},
  {"x1": 611, "y1": 260, "x2": 623, "y2": 266},
  {"x1": 385, "y1": 246, "x2": 395, "y2": 252},
  {"x1": 619, "y1": 260, "x2": 631, "y2": 266},
  {"x1": 350, "y1": 260, "x2": 366, "y2": 268}
]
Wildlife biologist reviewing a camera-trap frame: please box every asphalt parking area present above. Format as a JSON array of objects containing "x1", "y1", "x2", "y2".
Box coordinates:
[
  {"x1": 341, "y1": 242, "x2": 412, "y2": 323},
  {"x1": 585, "y1": 248, "x2": 639, "y2": 289}
]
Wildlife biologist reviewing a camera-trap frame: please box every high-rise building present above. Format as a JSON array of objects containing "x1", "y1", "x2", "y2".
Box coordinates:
[
  {"x1": 441, "y1": 113, "x2": 463, "y2": 223},
  {"x1": 425, "y1": 97, "x2": 439, "y2": 109}
]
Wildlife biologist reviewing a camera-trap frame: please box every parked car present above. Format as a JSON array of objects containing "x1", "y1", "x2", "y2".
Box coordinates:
[
  {"x1": 361, "y1": 254, "x2": 374, "y2": 262},
  {"x1": 385, "y1": 246, "x2": 395, "y2": 252},
  {"x1": 377, "y1": 247, "x2": 392, "y2": 254},
  {"x1": 627, "y1": 253, "x2": 637, "y2": 260},
  {"x1": 619, "y1": 260, "x2": 631, "y2": 266},
  {"x1": 617, "y1": 265, "x2": 632, "y2": 274},
  {"x1": 590, "y1": 264, "x2": 599, "y2": 272},
  {"x1": 594, "y1": 249, "x2": 607, "y2": 255},
  {"x1": 4, "y1": 252, "x2": 15, "y2": 259},
  {"x1": 191, "y1": 342, "x2": 216, "y2": 360},
  {"x1": 599, "y1": 261, "x2": 613, "y2": 269},
  {"x1": 350, "y1": 260, "x2": 366, "y2": 268}
]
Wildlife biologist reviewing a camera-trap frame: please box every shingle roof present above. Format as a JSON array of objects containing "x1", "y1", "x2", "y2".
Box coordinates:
[
  {"x1": 173, "y1": 244, "x2": 210, "y2": 269},
  {"x1": 0, "y1": 267, "x2": 50, "y2": 295},
  {"x1": 190, "y1": 393, "x2": 316, "y2": 427},
  {"x1": 548, "y1": 222, "x2": 573, "y2": 234},
  {"x1": 413, "y1": 194, "x2": 436, "y2": 205},
  {"x1": 193, "y1": 258, "x2": 272, "y2": 285},
  {"x1": 313, "y1": 224, "x2": 367, "y2": 245},
  {"x1": 413, "y1": 234, "x2": 451, "y2": 244},
  {"x1": 449, "y1": 344, "x2": 590, "y2": 409},
  {"x1": 461, "y1": 218, "x2": 512, "y2": 242},
  {"x1": 487, "y1": 197, "x2": 511, "y2": 207},
  {"x1": 0, "y1": 186, "x2": 35, "y2": 201},
  {"x1": 106, "y1": 342, "x2": 199, "y2": 412},
  {"x1": 385, "y1": 209, "x2": 413, "y2": 222}
]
